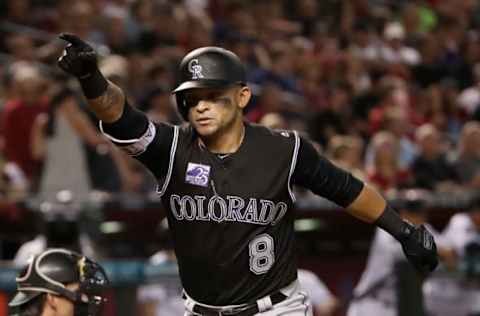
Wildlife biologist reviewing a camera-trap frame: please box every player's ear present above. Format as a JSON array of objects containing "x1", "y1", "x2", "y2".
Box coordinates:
[{"x1": 236, "y1": 85, "x2": 251, "y2": 110}]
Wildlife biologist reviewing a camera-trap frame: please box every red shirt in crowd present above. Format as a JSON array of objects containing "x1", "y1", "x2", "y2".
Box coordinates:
[
  {"x1": 368, "y1": 169, "x2": 411, "y2": 192},
  {"x1": 1, "y1": 98, "x2": 48, "y2": 180}
]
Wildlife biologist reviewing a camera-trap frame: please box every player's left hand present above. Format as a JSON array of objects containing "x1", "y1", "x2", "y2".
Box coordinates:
[
  {"x1": 399, "y1": 223, "x2": 438, "y2": 274},
  {"x1": 57, "y1": 33, "x2": 98, "y2": 79}
]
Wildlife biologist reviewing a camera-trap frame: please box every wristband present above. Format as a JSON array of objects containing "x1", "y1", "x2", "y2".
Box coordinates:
[
  {"x1": 78, "y1": 68, "x2": 108, "y2": 99},
  {"x1": 374, "y1": 204, "x2": 409, "y2": 241}
]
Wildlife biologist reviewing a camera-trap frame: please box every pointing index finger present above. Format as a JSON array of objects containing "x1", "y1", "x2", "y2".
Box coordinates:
[{"x1": 59, "y1": 33, "x2": 85, "y2": 46}]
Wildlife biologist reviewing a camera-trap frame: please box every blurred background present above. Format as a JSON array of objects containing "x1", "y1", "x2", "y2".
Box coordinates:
[{"x1": 1, "y1": 0, "x2": 480, "y2": 315}]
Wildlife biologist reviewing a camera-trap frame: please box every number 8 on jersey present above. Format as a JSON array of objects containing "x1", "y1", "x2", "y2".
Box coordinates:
[{"x1": 249, "y1": 234, "x2": 275, "y2": 275}]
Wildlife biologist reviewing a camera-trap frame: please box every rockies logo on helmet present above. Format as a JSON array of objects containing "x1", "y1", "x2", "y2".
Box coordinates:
[
  {"x1": 188, "y1": 59, "x2": 204, "y2": 79},
  {"x1": 173, "y1": 47, "x2": 247, "y2": 121}
]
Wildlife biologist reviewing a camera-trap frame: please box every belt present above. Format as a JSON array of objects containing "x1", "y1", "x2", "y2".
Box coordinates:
[{"x1": 191, "y1": 292, "x2": 287, "y2": 316}]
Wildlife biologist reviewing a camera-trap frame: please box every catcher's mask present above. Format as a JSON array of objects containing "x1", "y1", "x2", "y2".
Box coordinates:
[
  {"x1": 172, "y1": 46, "x2": 246, "y2": 121},
  {"x1": 9, "y1": 248, "x2": 109, "y2": 316}
]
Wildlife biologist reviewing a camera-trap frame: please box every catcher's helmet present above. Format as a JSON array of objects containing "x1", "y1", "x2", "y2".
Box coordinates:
[
  {"x1": 173, "y1": 46, "x2": 246, "y2": 120},
  {"x1": 9, "y1": 248, "x2": 109, "y2": 316}
]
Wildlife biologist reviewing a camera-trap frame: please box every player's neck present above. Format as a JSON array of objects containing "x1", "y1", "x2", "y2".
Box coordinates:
[{"x1": 200, "y1": 119, "x2": 245, "y2": 154}]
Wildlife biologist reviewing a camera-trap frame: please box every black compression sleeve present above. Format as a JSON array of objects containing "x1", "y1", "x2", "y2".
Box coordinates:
[
  {"x1": 292, "y1": 137, "x2": 364, "y2": 207},
  {"x1": 101, "y1": 101, "x2": 149, "y2": 140}
]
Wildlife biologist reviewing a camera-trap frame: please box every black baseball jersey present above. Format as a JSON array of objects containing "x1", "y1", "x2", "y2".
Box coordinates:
[{"x1": 101, "y1": 109, "x2": 364, "y2": 305}]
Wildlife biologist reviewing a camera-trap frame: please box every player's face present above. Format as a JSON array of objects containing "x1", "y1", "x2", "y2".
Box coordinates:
[
  {"x1": 49, "y1": 284, "x2": 79, "y2": 316},
  {"x1": 185, "y1": 85, "x2": 250, "y2": 137}
]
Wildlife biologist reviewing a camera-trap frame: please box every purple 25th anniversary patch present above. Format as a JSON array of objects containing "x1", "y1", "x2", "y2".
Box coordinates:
[{"x1": 185, "y1": 163, "x2": 211, "y2": 187}]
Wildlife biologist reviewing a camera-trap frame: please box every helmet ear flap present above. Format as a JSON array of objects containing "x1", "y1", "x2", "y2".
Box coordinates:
[{"x1": 175, "y1": 92, "x2": 189, "y2": 121}]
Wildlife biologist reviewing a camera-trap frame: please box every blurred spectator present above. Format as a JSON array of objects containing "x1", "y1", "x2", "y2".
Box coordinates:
[
  {"x1": 435, "y1": 17, "x2": 466, "y2": 80},
  {"x1": 378, "y1": 22, "x2": 421, "y2": 66},
  {"x1": 423, "y1": 195, "x2": 480, "y2": 316},
  {"x1": 439, "y1": 79, "x2": 463, "y2": 141},
  {"x1": 136, "y1": 2, "x2": 181, "y2": 53},
  {"x1": 458, "y1": 63, "x2": 480, "y2": 116},
  {"x1": 365, "y1": 131, "x2": 411, "y2": 194},
  {"x1": 145, "y1": 61, "x2": 176, "y2": 93},
  {"x1": 63, "y1": 1, "x2": 105, "y2": 44},
  {"x1": 368, "y1": 77, "x2": 410, "y2": 134},
  {"x1": 450, "y1": 30, "x2": 479, "y2": 90},
  {"x1": 327, "y1": 135, "x2": 366, "y2": 181},
  {"x1": 4, "y1": 34, "x2": 36, "y2": 62},
  {"x1": 453, "y1": 121, "x2": 480, "y2": 188},
  {"x1": 31, "y1": 86, "x2": 114, "y2": 202},
  {"x1": 400, "y1": 3, "x2": 429, "y2": 44},
  {"x1": 381, "y1": 109, "x2": 418, "y2": 169},
  {"x1": 298, "y1": 268, "x2": 339, "y2": 316},
  {"x1": 288, "y1": 0, "x2": 319, "y2": 37},
  {"x1": 343, "y1": 53, "x2": 372, "y2": 95},
  {"x1": 182, "y1": 12, "x2": 214, "y2": 50},
  {"x1": 411, "y1": 124, "x2": 459, "y2": 191},
  {"x1": 248, "y1": 41, "x2": 301, "y2": 95},
  {"x1": 1, "y1": 62, "x2": 49, "y2": 184},
  {"x1": 412, "y1": 33, "x2": 447, "y2": 88},
  {"x1": 247, "y1": 84, "x2": 284, "y2": 123},
  {"x1": 348, "y1": 19, "x2": 379, "y2": 63},
  {"x1": 138, "y1": 87, "x2": 177, "y2": 124},
  {"x1": 102, "y1": 7, "x2": 133, "y2": 55},
  {"x1": 308, "y1": 83, "x2": 352, "y2": 147},
  {"x1": 125, "y1": 0, "x2": 156, "y2": 44},
  {"x1": 218, "y1": 2, "x2": 259, "y2": 42},
  {"x1": 3, "y1": 0, "x2": 32, "y2": 26}
]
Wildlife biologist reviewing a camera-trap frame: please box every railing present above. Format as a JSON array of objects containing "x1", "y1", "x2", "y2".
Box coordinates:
[{"x1": 0, "y1": 260, "x2": 180, "y2": 291}]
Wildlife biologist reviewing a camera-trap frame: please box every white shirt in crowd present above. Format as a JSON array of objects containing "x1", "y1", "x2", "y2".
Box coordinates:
[{"x1": 423, "y1": 213, "x2": 480, "y2": 316}]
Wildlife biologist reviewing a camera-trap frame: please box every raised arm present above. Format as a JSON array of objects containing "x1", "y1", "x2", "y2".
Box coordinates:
[
  {"x1": 57, "y1": 33, "x2": 125, "y2": 123},
  {"x1": 57, "y1": 33, "x2": 174, "y2": 184}
]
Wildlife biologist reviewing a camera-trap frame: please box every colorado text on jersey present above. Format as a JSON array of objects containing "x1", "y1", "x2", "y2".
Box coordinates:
[{"x1": 169, "y1": 194, "x2": 288, "y2": 226}]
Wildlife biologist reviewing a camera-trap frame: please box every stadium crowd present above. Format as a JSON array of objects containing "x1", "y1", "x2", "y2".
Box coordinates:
[{"x1": 1, "y1": 0, "x2": 480, "y2": 201}]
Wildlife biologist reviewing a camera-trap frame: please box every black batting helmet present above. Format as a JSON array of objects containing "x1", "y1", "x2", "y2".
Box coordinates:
[
  {"x1": 173, "y1": 46, "x2": 246, "y2": 120},
  {"x1": 9, "y1": 248, "x2": 109, "y2": 316}
]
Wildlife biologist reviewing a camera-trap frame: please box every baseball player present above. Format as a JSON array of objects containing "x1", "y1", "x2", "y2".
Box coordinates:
[
  {"x1": 8, "y1": 248, "x2": 109, "y2": 316},
  {"x1": 57, "y1": 34, "x2": 438, "y2": 316},
  {"x1": 423, "y1": 196, "x2": 480, "y2": 316}
]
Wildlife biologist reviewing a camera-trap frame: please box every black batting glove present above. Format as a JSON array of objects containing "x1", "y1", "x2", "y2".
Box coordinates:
[
  {"x1": 399, "y1": 223, "x2": 438, "y2": 275},
  {"x1": 57, "y1": 33, "x2": 99, "y2": 79},
  {"x1": 57, "y1": 33, "x2": 108, "y2": 99}
]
